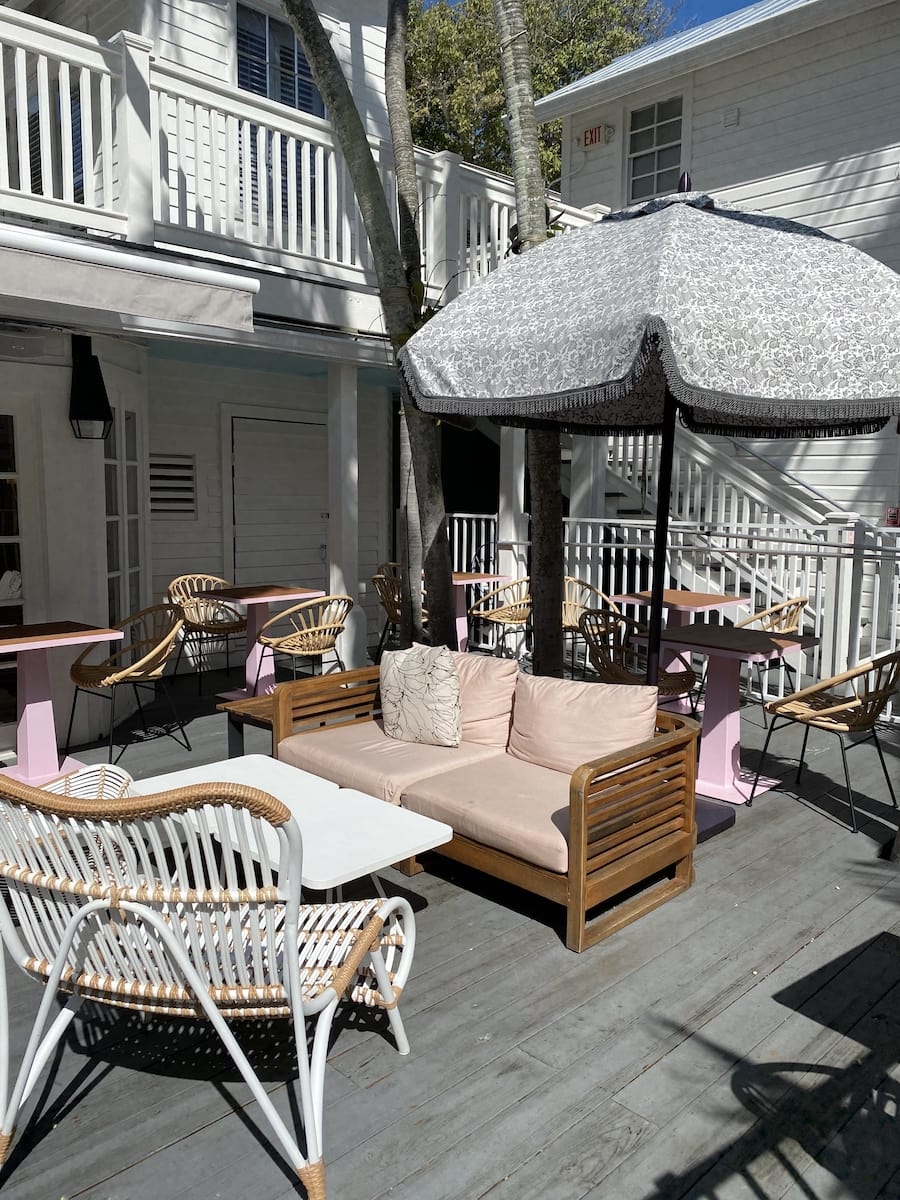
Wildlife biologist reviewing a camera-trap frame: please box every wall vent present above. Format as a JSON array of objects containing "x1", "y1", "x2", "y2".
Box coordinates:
[
  {"x1": 149, "y1": 454, "x2": 197, "y2": 517},
  {"x1": 723, "y1": 107, "x2": 740, "y2": 128}
]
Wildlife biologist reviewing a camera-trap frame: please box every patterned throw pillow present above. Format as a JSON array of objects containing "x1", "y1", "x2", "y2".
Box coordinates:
[{"x1": 380, "y1": 643, "x2": 462, "y2": 747}]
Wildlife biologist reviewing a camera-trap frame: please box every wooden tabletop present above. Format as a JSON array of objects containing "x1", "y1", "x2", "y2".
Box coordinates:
[
  {"x1": 661, "y1": 621, "x2": 819, "y2": 661},
  {"x1": 0, "y1": 621, "x2": 123, "y2": 650},
  {"x1": 452, "y1": 572, "x2": 506, "y2": 584},
  {"x1": 614, "y1": 588, "x2": 744, "y2": 611},
  {"x1": 206, "y1": 584, "x2": 324, "y2": 603}
]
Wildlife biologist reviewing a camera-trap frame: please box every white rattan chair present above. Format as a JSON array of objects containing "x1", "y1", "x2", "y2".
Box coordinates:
[
  {"x1": 167, "y1": 573, "x2": 247, "y2": 693},
  {"x1": 0, "y1": 772, "x2": 416, "y2": 1196}
]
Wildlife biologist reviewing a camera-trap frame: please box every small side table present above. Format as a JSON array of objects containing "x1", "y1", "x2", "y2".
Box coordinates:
[{"x1": 1, "y1": 621, "x2": 124, "y2": 786}]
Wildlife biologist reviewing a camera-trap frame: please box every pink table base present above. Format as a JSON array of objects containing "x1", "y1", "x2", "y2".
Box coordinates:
[
  {"x1": 210, "y1": 585, "x2": 326, "y2": 700},
  {"x1": 0, "y1": 622, "x2": 124, "y2": 786},
  {"x1": 452, "y1": 573, "x2": 507, "y2": 652},
  {"x1": 659, "y1": 623, "x2": 819, "y2": 806}
]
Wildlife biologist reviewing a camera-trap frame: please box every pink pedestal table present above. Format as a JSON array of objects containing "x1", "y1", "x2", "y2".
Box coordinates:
[
  {"x1": 0, "y1": 621, "x2": 124, "y2": 786},
  {"x1": 452, "y1": 572, "x2": 507, "y2": 652},
  {"x1": 658, "y1": 622, "x2": 819, "y2": 805},
  {"x1": 204, "y1": 584, "x2": 326, "y2": 699}
]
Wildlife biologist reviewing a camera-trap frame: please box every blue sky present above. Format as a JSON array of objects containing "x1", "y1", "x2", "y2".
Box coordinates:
[{"x1": 671, "y1": 0, "x2": 755, "y2": 30}]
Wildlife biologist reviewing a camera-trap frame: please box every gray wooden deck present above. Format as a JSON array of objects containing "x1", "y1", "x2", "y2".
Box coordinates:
[{"x1": 3, "y1": 671, "x2": 900, "y2": 1200}]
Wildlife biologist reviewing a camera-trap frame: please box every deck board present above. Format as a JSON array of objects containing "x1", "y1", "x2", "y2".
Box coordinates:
[{"x1": 2, "y1": 669, "x2": 899, "y2": 1199}]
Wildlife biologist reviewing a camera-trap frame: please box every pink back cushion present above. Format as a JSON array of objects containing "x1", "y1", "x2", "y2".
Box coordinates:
[
  {"x1": 507, "y1": 674, "x2": 658, "y2": 774},
  {"x1": 451, "y1": 652, "x2": 519, "y2": 747}
]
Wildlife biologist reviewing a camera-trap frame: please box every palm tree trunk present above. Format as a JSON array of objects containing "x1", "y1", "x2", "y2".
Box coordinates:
[
  {"x1": 281, "y1": 0, "x2": 454, "y2": 647},
  {"x1": 491, "y1": 0, "x2": 564, "y2": 676}
]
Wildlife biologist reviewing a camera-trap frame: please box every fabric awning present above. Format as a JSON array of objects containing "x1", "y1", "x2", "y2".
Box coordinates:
[{"x1": 0, "y1": 226, "x2": 258, "y2": 333}]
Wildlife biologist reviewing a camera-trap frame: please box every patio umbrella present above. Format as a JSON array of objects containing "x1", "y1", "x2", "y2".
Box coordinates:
[{"x1": 398, "y1": 191, "x2": 900, "y2": 679}]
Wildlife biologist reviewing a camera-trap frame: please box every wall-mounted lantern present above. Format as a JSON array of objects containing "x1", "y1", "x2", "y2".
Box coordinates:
[{"x1": 69, "y1": 335, "x2": 113, "y2": 440}]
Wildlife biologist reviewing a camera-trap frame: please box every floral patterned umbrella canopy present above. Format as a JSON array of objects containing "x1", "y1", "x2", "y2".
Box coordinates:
[
  {"x1": 399, "y1": 192, "x2": 900, "y2": 437},
  {"x1": 398, "y1": 191, "x2": 900, "y2": 683}
]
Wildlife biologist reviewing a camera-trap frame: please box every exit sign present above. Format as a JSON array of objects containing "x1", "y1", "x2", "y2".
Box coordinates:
[{"x1": 583, "y1": 125, "x2": 605, "y2": 147}]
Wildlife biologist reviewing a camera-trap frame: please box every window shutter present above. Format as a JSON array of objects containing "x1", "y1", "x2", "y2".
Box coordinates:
[{"x1": 149, "y1": 454, "x2": 196, "y2": 517}]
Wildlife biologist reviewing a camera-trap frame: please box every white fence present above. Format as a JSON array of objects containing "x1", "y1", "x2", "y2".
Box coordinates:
[
  {"x1": 0, "y1": 9, "x2": 595, "y2": 301},
  {"x1": 449, "y1": 510, "x2": 900, "y2": 719}
]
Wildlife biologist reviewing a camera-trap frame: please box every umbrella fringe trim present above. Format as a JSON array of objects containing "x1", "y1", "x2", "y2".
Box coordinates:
[{"x1": 399, "y1": 330, "x2": 898, "y2": 437}]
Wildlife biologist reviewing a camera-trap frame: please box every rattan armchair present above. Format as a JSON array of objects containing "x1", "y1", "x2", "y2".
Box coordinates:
[
  {"x1": 468, "y1": 577, "x2": 531, "y2": 658},
  {"x1": 0, "y1": 771, "x2": 416, "y2": 1196},
  {"x1": 167, "y1": 573, "x2": 247, "y2": 692},
  {"x1": 579, "y1": 608, "x2": 700, "y2": 712},
  {"x1": 371, "y1": 565, "x2": 428, "y2": 663},
  {"x1": 64, "y1": 603, "x2": 190, "y2": 764},
  {"x1": 563, "y1": 577, "x2": 620, "y2": 676},
  {"x1": 255, "y1": 594, "x2": 353, "y2": 690},
  {"x1": 735, "y1": 595, "x2": 809, "y2": 717},
  {"x1": 749, "y1": 648, "x2": 900, "y2": 832}
]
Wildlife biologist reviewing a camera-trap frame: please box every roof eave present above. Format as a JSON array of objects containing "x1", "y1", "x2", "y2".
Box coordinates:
[{"x1": 534, "y1": 0, "x2": 890, "y2": 121}]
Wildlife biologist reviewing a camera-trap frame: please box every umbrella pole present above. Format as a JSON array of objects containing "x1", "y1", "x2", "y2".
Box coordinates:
[{"x1": 646, "y1": 387, "x2": 677, "y2": 685}]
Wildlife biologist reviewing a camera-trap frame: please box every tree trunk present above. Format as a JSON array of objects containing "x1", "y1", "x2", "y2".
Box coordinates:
[
  {"x1": 491, "y1": 0, "x2": 564, "y2": 676},
  {"x1": 281, "y1": 0, "x2": 454, "y2": 648}
]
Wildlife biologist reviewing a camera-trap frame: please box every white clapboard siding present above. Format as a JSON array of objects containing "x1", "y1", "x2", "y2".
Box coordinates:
[{"x1": 147, "y1": 352, "x2": 392, "y2": 620}]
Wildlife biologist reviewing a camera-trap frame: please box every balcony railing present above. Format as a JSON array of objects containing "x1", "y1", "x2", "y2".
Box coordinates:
[{"x1": 0, "y1": 9, "x2": 596, "y2": 303}]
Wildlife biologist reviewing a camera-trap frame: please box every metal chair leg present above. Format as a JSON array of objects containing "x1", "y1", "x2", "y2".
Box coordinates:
[
  {"x1": 872, "y1": 729, "x2": 898, "y2": 809},
  {"x1": 158, "y1": 678, "x2": 191, "y2": 752},
  {"x1": 375, "y1": 620, "x2": 391, "y2": 664},
  {"x1": 63, "y1": 687, "x2": 80, "y2": 757},
  {"x1": 837, "y1": 735, "x2": 858, "y2": 834},
  {"x1": 107, "y1": 686, "x2": 117, "y2": 764},
  {"x1": 795, "y1": 724, "x2": 812, "y2": 783},
  {"x1": 748, "y1": 717, "x2": 780, "y2": 806}
]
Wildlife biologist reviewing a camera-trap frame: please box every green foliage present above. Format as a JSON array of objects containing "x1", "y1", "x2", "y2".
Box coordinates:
[{"x1": 407, "y1": 0, "x2": 669, "y2": 184}]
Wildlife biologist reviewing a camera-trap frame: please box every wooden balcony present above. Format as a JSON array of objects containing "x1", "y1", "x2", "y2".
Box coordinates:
[{"x1": 0, "y1": 8, "x2": 594, "y2": 317}]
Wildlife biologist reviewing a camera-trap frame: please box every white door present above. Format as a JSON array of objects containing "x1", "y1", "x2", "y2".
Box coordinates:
[{"x1": 231, "y1": 415, "x2": 328, "y2": 589}]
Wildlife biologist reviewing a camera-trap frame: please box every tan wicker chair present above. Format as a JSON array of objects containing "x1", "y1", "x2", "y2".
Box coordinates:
[
  {"x1": 0, "y1": 771, "x2": 416, "y2": 1196},
  {"x1": 371, "y1": 565, "x2": 428, "y2": 663},
  {"x1": 167, "y1": 573, "x2": 247, "y2": 692},
  {"x1": 735, "y1": 595, "x2": 809, "y2": 717},
  {"x1": 578, "y1": 608, "x2": 700, "y2": 712},
  {"x1": 468, "y1": 577, "x2": 531, "y2": 657},
  {"x1": 749, "y1": 648, "x2": 900, "y2": 832},
  {"x1": 255, "y1": 594, "x2": 353, "y2": 690},
  {"x1": 64, "y1": 603, "x2": 190, "y2": 764},
  {"x1": 563, "y1": 577, "x2": 620, "y2": 676}
]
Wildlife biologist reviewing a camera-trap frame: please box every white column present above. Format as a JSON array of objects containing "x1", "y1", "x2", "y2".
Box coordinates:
[
  {"x1": 428, "y1": 151, "x2": 463, "y2": 302},
  {"x1": 328, "y1": 363, "x2": 366, "y2": 667},
  {"x1": 569, "y1": 434, "x2": 608, "y2": 518},
  {"x1": 110, "y1": 31, "x2": 155, "y2": 244},
  {"x1": 820, "y1": 511, "x2": 858, "y2": 678},
  {"x1": 498, "y1": 426, "x2": 527, "y2": 579}
]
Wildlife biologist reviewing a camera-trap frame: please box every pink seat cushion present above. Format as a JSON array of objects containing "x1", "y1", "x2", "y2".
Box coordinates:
[
  {"x1": 403, "y1": 754, "x2": 571, "y2": 874},
  {"x1": 277, "y1": 719, "x2": 505, "y2": 804},
  {"x1": 451, "y1": 651, "x2": 519, "y2": 747},
  {"x1": 508, "y1": 674, "x2": 658, "y2": 774}
]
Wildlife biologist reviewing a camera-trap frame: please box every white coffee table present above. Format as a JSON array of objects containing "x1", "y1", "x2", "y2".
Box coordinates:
[{"x1": 133, "y1": 755, "x2": 452, "y2": 891}]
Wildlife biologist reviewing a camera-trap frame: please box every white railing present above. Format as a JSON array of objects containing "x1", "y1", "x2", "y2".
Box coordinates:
[
  {"x1": 450, "y1": 510, "x2": 900, "y2": 718},
  {"x1": 608, "y1": 429, "x2": 830, "y2": 528},
  {"x1": 0, "y1": 11, "x2": 596, "y2": 302},
  {"x1": 0, "y1": 9, "x2": 123, "y2": 235}
]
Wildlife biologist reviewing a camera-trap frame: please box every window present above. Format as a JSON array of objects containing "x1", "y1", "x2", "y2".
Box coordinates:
[
  {"x1": 236, "y1": 4, "x2": 325, "y2": 118},
  {"x1": 628, "y1": 97, "x2": 682, "y2": 203},
  {"x1": 105, "y1": 409, "x2": 143, "y2": 626}
]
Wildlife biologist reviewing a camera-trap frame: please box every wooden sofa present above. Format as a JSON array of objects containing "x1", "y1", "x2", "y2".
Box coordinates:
[{"x1": 261, "y1": 663, "x2": 700, "y2": 952}]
